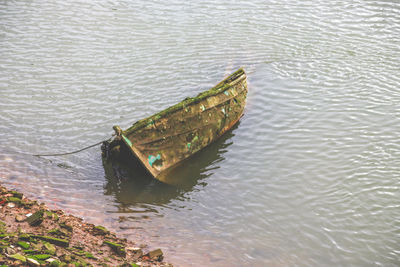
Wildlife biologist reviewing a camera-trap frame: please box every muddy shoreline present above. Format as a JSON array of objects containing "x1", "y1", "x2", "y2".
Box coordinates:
[{"x1": 0, "y1": 184, "x2": 172, "y2": 267}]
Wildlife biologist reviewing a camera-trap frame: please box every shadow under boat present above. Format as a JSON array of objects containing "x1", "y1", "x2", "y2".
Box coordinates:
[{"x1": 102, "y1": 122, "x2": 239, "y2": 206}]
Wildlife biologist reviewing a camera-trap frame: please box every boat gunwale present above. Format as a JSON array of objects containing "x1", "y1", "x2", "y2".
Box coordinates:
[
  {"x1": 135, "y1": 85, "x2": 248, "y2": 146},
  {"x1": 118, "y1": 67, "x2": 246, "y2": 136}
]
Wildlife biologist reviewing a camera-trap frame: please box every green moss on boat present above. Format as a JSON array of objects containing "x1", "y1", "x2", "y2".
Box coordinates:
[{"x1": 105, "y1": 68, "x2": 248, "y2": 180}]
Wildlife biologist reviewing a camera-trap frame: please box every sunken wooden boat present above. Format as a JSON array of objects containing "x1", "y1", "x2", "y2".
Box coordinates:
[{"x1": 103, "y1": 68, "x2": 248, "y2": 179}]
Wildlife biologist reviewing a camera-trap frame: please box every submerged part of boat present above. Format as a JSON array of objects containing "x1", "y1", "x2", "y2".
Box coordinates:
[{"x1": 103, "y1": 68, "x2": 248, "y2": 180}]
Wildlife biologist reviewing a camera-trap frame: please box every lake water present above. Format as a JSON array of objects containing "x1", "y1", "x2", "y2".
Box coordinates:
[{"x1": 1, "y1": 0, "x2": 399, "y2": 266}]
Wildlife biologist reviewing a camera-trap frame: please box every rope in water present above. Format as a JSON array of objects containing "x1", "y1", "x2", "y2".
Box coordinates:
[{"x1": 33, "y1": 138, "x2": 111, "y2": 157}]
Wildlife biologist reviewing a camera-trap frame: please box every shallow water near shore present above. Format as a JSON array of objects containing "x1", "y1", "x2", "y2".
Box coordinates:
[{"x1": 1, "y1": 0, "x2": 400, "y2": 266}]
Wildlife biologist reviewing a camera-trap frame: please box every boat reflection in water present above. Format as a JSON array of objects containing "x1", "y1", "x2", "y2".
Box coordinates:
[{"x1": 102, "y1": 122, "x2": 239, "y2": 207}]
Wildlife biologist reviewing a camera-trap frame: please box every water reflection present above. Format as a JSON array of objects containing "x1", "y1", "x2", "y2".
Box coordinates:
[{"x1": 102, "y1": 123, "x2": 239, "y2": 207}]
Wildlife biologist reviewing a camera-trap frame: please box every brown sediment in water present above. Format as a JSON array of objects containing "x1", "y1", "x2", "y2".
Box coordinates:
[{"x1": 0, "y1": 183, "x2": 172, "y2": 267}]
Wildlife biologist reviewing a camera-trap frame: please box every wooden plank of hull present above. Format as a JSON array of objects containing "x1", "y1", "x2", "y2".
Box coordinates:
[{"x1": 116, "y1": 68, "x2": 248, "y2": 179}]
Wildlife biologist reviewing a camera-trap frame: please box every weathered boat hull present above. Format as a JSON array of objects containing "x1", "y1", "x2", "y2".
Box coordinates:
[{"x1": 105, "y1": 68, "x2": 248, "y2": 179}]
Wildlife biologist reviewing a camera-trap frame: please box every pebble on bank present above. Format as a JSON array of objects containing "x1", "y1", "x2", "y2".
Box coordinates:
[{"x1": 0, "y1": 184, "x2": 172, "y2": 267}]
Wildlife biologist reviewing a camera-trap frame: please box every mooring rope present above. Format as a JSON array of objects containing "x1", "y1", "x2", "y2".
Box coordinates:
[{"x1": 33, "y1": 138, "x2": 111, "y2": 157}]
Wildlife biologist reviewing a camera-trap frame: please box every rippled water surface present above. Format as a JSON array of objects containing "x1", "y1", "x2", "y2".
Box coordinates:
[{"x1": 1, "y1": 0, "x2": 400, "y2": 266}]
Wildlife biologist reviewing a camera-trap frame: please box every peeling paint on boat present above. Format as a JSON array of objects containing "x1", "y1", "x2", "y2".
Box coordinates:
[{"x1": 107, "y1": 68, "x2": 248, "y2": 179}]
